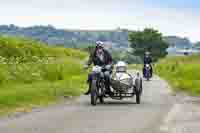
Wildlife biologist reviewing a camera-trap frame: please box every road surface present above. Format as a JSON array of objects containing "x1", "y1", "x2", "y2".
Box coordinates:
[{"x1": 0, "y1": 74, "x2": 175, "y2": 133}]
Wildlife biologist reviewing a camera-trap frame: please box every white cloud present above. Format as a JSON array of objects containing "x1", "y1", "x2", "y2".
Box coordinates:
[{"x1": 0, "y1": 0, "x2": 199, "y2": 42}]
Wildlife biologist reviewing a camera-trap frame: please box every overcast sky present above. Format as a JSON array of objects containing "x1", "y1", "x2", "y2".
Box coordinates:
[{"x1": 0, "y1": 0, "x2": 200, "y2": 42}]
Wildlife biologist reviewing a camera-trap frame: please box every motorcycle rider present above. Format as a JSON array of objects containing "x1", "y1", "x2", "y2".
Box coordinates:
[
  {"x1": 84, "y1": 41, "x2": 113, "y2": 95},
  {"x1": 143, "y1": 51, "x2": 153, "y2": 77}
]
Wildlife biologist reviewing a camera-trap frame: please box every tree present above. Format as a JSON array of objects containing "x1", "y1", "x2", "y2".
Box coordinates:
[
  {"x1": 111, "y1": 49, "x2": 142, "y2": 64},
  {"x1": 97, "y1": 34, "x2": 107, "y2": 42},
  {"x1": 194, "y1": 42, "x2": 200, "y2": 48},
  {"x1": 129, "y1": 28, "x2": 169, "y2": 62}
]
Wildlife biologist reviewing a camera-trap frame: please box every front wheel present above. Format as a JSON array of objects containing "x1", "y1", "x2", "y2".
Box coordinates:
[
  {"x1": 147, "y1": 70, "x2": 152, "y2": 81},
  {"x1": 135, "y1": 78, "x2": 142, "y2": 104},
  {"x1": 91, "y1": 80, "x2": 98, "y2": 106},
  {"x1": 99, "y1": 96, "x2": 104, "y2": 104},
  {"x1": 136, "y1": 93, "x2": 141, "y2": 104}
]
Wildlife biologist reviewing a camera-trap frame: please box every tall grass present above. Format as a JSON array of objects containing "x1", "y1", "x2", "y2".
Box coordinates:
[
  {"x1": 0, "y1": 36, "x2": 88, "y2": 115},
  {"x1": 155, "y1": 54, "x2": 200, "y2": 95},
  {"x1": 0, "y1": 35, "x2": 87, "y2": 59},
  {"x1": 128, "y1": 64, "x2": 143, "y2": 70}
]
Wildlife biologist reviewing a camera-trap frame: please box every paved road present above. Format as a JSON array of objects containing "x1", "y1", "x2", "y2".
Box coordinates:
[
  {"x1": 160, "y1": 94, "x2": 200, "y2": 133},
  {"x1": 0, "y1": 74, "x2": 175, "y2": 133}
]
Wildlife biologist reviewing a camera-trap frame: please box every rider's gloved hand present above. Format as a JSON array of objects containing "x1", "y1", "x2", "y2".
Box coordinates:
[{"x1": 105, "y1": 64, "x2": 111, "y2": 70}]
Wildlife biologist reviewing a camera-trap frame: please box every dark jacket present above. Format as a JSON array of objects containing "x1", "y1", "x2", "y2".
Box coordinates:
[
  {"x1": 87, "y1": 48, "x2": 112, "y2": 66},
  {"x1": 144, "y1": 56, "x2": 152, "y2": 64}
]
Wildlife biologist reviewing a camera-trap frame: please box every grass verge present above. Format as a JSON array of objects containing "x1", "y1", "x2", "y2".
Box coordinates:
[
  {"x1": 128, "y1": 64, "x2": 143, "y2": 70},
  {"x1": 155, "y1": 54, "x2": 200, "y2": 96},
  {"x1": 0, "y1": 35, "x2": 88, "y2": 116}
]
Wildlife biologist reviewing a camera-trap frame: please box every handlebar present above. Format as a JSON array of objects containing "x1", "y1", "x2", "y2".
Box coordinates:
[{"x1": 84, "y1": 64, "x2": 113, "y2": 70}]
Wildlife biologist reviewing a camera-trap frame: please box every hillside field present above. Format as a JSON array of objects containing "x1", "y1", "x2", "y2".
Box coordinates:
[
  {"x1": 0, "y1": 35, "x2": 88, "y2": 115},
  {"x1": 155, "y1": 54, "x2": 200, "y2": 95}
]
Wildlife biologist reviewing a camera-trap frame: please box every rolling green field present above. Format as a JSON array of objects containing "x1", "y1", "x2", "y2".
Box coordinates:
[
  {"x1": 155, "y1": 54, "x2": 200, "y2": 95},
  {"x1": 0, "y1": 35, "x2": 89, "y2": 115},
  {"x1": 128, "y1": 64, "x2": 143, "y2": 70}
]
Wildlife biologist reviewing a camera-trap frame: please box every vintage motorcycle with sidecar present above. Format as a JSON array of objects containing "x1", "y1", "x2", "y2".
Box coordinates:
[{"x1": 88, "y1": 61, "x2": 143, "y2": 106}]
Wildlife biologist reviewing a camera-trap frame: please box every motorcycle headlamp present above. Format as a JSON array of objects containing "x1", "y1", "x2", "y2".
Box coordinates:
[
  {"x1": 92, "y1": 66, "x2": 102, "y2": 73},
  {"x1": 145, "y1": 64, "x2": 150, "y2": 68}
]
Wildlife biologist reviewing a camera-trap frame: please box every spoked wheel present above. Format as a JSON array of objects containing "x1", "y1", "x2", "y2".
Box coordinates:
[
  {"x1": 99, "y1": 96, "x2": 104, "y2": 104},
  {"x1": 91, "y1": 80, "x2": 98, "y2": 106},
  {"x1": 98, "y1": 81, "x2": 105, "y2": 104},
  {"x1": 140, "y1": 80, "x2": 143, "y2": 95},
  {"x1": 136, "y1": 93, "x2": 141, "y2": 104},
  {"x1": 135, "y1": 78, "x2": 142, "y2": 104},
  {"x1": 146, "y1": 71, "x2": 151, "y2": 81}
]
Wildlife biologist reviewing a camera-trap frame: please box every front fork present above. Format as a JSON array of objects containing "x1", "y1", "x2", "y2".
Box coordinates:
[
  {"x1": 89, "y1": 72, "x2": 105, "y2": 96},
  {"x1": 146, "y1": 69, "x2": 151, "y2": 77}
]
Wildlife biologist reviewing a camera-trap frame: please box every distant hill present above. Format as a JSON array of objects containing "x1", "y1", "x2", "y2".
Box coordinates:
[
  {"x1": 0, "y1": 25, "x2": 129, "y2": 49},
  {"x1": 163, "y1": 36, "x2": 192, "y2": 49},
  {"x1": 194, "y1": 42, "x2": 200, "y2": 48},
  {"x1": 0, "y1": 25, "x2": 196, "y2": 50}
]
